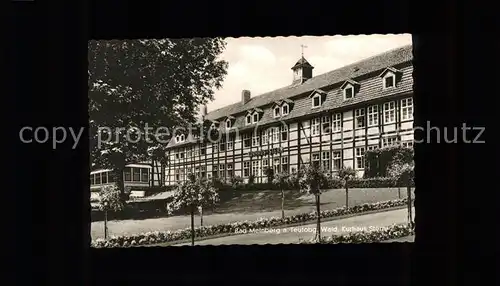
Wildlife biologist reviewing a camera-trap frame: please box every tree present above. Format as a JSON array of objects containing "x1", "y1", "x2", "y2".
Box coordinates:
[
  {"x1": 388, "y1": 160, "x2": 415, "y2": 227},
  {"x1": 88, "y1": 39, "x2": 228, "y2": 200},
  {"x1": 272, "y1": 172, "x2": 290, "y2": 220},
  {"x1": 98, "y1": 185, "x2": 124, "y2": 240},
  {"x1": 298, "y1": 164, "x2": 328, "y2": 242},
  {"x1": 264, "y1": 167, "x2": 274, "y2": 185},
  {"x1": 196, "y1": 178, "x2": 220, "y2": 227},
  {"x1": 338, "y1": 167, "x2": 357, "y2": 208},
  {"x1": 166, "y1": 174, "x2": 219, "y2": 246}
]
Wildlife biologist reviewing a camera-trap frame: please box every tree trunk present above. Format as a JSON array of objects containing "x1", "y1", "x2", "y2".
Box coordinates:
[
  {"x1": 345, "y1": 186, "x2": 349, "y2": 208},
  {"x1": 151, "y1": 160, "x2": 156, "y2": 187},
  {"x1": 104, "y1": 210, "x2": 108, "y2": 240},
  {"x1": 281, "y1": 188, "x2": 285, "y2": 220},
  {"x1": 191, "y1": 207, "x2": 195, "y2": 246},
  {"x1": 315, "y1": 194, "x2": 321, "y2": 242},
  {"x1": 407, "y1": 184, "x2": 412, "y2": 224},
  {"x1": 200, "y1": 206, "x2": 203, "y2": 227},
  {"x1": 113, "y1": 167, "x2": 127, "y2": 202},
  {"x1": 398, "y1": 187, "x2": 401, "y2": 199},
  {"x1": 155, "y1": 161, "x2": 161, "y2": 186}
]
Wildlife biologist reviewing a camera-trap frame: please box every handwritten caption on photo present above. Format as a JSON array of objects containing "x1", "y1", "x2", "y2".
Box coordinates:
[{"x1": 234, "y1": 226, "x2": 390, "y2": 235}]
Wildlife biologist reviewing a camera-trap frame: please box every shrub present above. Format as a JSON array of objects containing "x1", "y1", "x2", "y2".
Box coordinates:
[
  {"x1": 298, "y1": 224, "x2": 413, "y2": 244},
  {"x1": 364, "y1": 145, "x2": 414, "y2": 178},
  {"x1": 91, "y1": 198, "x2": 412, "y2": 248}
]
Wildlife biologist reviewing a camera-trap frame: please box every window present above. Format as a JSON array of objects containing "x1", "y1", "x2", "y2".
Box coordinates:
[
  {"x1": 124, "y1": 167, "x2": 132, "y2": 181},
  {"x1": 258, "y1": 129, "x2": 267, "y2": 145},
  {"x1": 194, "y1": 148, "x2": 200, "y2": 157},
  {"x1": 219, "y1": 164, "x2": 225, "y2": 178},
  {"x1": 281, "y1": 125, "x2": 288, "y2": 141},
  {"x1": 175, "y1": 135, "x2": 180, "y2": 143},
  {"x1": 227, "y1": 163, "x2": 233, "y2": 178},
  {"x1": 311, "y1": 118, "x2": 320, "y2": 136},
  {"x1": 226, "y1": 120, "x2": 232, "y2": 129},
  {"x1": 200, "y1": 166, "x2": 207, "y2": 178},
  {"x1": 246, "y1": 115, "x2": 252, "y2": 125},
  {"x1": 141, "y1": 168, "x2": 149, "y2": 182},
  {"x1": 281, "y1": 157, "x2": 289, "y2": 173},
  {"x1": 401, "y1": 98, "x2": 413, "y2": 120},
  {"x1": 322, "y1": 116, "x2": 331, "y2": 133},
  {"x1": 332, "y1": 151, "x2": 341, "y2": 170},
  {"x1": 90, "y1": 175, "x2": 94, "y2": 185},
  {"x1": 253, "y1": 113, "x2": 259, "y2": 123},
  {"x1": 402, "y1": 141, "x2": 414, "y2": 148},
  {"x1": 132, "y1": 168, "x2": 141, "y2": 181},
  {"x1": 274, "y1": 107, "x2": 280, "y2": 118},
  {"x1": 382, "y1": 136, "x2": 399, "y2": 147},
  {"x1": 312, "y1": 94, "x2": 321, "y2": 108},
  {"x1": 243, "y1": 133, "x2": 251, "y2": 148},
  {"x1": 252, "y1": 134, "x2": 260, "y2": 147},
  {"x1": 271, "y1": 127, "x2": 279, "y2": 143},
  {"x1": 212, "y1": 165, "x2": 218, "y2": 178},
  {"x1": 219, "y1": 138, "x2": 226, "y2": 152},
  {"x1": 175, "y1": 169, "x2": 180, "y2": 181},
  {"x1": 356, "y1": 147, "x2": 365, "y2": 169},
  {"x1": 227, "y1": 139, "x2": 233, "y2": 151},
  {"x1": 180, "y1": 149, "x2": 185, "y2": 159},
  {"x1": 175, "y1": 151, "x2": 179, "y2": 160},
  {"x1": 252, "y1": 161, "x2": 260, "y2": 176},
  {"x1": 96, "y1": 173, "x2": 102, "y2": 184},
  {"x1": 321, "y1": 151, "x2": 330, "y2": 171},
  {"x1": 367, "y1": 145, "x2": 378, "y2": 151},
  {"x1": 383, "y1": 101, "x2": 396, "y2": 123},
  {"x1": 332, "y1": 113, "x2": 342, "y2": 132},
  {"x1": 102, "y1": 172, "x2": 108, "y2": 184},
  {"x1": 180, "y1": 134, "x2": 185, "y2": 142},
  {"x1": 312, "y1": 153, "x2": 320, "y2": 168},
  {"x1": 282, "y1": 104, "x2": 289, "y2": 115},
  {"x1": 367, "y1": 105, "x2": 379, "y2": 126},
  {"x1": 212, "y1": 143, "x2": 218, "y2": 153},
  {"x1": 200, "y1": 144, "x2": 206, "y2": 155},
  {"x1": 355, "y1": 108, "x2": 365, "y2": 128},
  {"x1": 344, "y1": 86, "x2": 354, "y2": 99},
  {"x1": 384, "y1": 75, "x2": 395, "y2": 89},
  {"x1": 108, "y1": 172, "x2": 115, "y2": 183},
  {"x1": 262, "y1": 159, "x2": 269, "y2": 168},
  {"x1": 273, "y1": 158, "x2": 281, "y2": 173}
]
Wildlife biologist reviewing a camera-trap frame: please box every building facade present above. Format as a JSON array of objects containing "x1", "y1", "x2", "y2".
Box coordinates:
[{"x1": 163, "y1": 45, "x2": 414, "y2": 185}]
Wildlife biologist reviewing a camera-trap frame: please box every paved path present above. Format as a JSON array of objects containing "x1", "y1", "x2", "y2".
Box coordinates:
[{"x1": 174, "y1": 207, "x2": 415, "y2": 246}]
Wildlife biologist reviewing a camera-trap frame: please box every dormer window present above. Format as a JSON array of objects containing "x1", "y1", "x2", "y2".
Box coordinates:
[
  {"x1": 383, "y1": 74, "x2": 395, "y2": 89},
  {"x1": 344, "y1": 86, "x2": 354, "y2": 99},
  {"x1": 341, "y1": 80, "x2": 359, "y2": 100},
  {"x1": 246, "y1": 114, "x2": 252, "y2": 125},
  {"x1": 312, "y1": 94, "x2": 321, "y2": 108},
  {"x1": 175, "y1": 134, "x2": 185, "y2": 143},
  {"x1": 274, "y1": 106, "x2": 280, "y2": 118},
  {"x1": 282, "y1": 104, "x2": 289, "y2": 115},
  {"x1": 210, "y1": 122, "x2": 218, "y2": 130},
  {"x1": 253, "y1": 113, "x2": 259, "y2": 123},
  {"x1": 379, "y1": 67, "x2": 401, "y2": 90},
  {"x1": 226, "y1": 120, "x2": 232, "y2": 129}
]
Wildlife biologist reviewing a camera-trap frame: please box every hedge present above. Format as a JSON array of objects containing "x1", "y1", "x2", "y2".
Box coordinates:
[
  {"x1": 364, "y1": 145, "x2": 414, "y2": 178},
  {"x1": 91, "y1": 198, "x2": 413, "y2": 248},
  {"x1": 298, "y1": 223, "x2": 413, "y2": 244}
]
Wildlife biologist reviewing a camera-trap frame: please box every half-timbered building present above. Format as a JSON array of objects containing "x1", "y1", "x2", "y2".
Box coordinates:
[{"x1": 164, "y1": 44, "x2": 414, "y2": 185}]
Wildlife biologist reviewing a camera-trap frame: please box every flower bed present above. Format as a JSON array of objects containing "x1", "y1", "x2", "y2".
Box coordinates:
[
  {"x1": 91, "y1": 198, "x2": 413, "y2": 248},
  {"x1": 299, "y1": 224, "x2": 413, "y2": 244}
]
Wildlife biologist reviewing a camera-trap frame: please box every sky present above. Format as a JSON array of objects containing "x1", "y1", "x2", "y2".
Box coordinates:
[{"x1": 206, "y1": 34, "x2": 412, "y2": 113}]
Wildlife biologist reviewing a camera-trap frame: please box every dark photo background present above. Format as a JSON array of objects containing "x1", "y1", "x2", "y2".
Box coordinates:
[{"x1": 8, "y1": 0, "x2": 494, "y2": 285}]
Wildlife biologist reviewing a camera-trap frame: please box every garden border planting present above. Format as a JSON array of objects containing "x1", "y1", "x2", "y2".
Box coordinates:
[
  {"x1": 299, "y1": 223, "x2": 414, "y2": 244},
  {"x1": 92, "y1": 198, "x2": 413, "y2": 248}
]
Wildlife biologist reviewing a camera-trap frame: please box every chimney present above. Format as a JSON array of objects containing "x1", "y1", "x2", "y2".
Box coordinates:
[{"x1": 241, "y1": 90, "x2": 251, "y2": 105}]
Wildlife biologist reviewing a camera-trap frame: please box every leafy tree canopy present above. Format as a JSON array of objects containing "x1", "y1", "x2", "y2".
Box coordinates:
[{"x1": 88, "y1": 39, "x2": 228, "y2": 172}]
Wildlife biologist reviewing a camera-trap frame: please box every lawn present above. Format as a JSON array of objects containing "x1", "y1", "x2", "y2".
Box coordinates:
[{"x1": 91, "y1": 187, "x2": 414, "y2": 240}]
